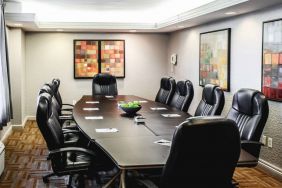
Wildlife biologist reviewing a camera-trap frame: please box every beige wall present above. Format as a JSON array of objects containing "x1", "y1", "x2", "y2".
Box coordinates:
[
  {"x1": 7, "y1": 28, "x2": 25, "y2": 125},
  {"x1": 25, "y1": 33, "x2": 169, "y2": 116},
  {"x1": 167, "y1": 5, "x2": 282, "y2": 170}
]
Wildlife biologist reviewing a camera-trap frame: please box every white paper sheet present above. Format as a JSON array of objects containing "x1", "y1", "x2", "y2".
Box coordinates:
[
  {"x1": 150, "y1": 107, "x2": 168, "y2": 110},
  {"x1": 85, "y1": 101, "x2": 100, "y2": 104},
  {"x1": 154, "y1": 139, "x2": 171, "y2": 146},
  {"x1": 138, "y1": 100, "x2": 148, "y2": 103},
  {"x1": 95, "y1": 128, "x2": 119, "y2": 133},
  {"x1": 85, "y1": 116, "x2": 103, "y2": 120},
  {"x1": 83, "y1": 108, "x2": 99, "y2": 111},
  {"x1": 161, "y1": 114, "x2": 181, "y2": 118},
  {"x1": 105, "y1": 96, "x2": 114, "y2": 98}
]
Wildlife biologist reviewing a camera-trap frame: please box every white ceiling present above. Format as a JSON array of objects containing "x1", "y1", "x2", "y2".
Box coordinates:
[{"x1": 4, "y1": 0, "x2": 282, "y2": 33}]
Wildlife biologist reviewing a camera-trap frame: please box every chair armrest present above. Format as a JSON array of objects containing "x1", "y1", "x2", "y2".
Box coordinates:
[
  {"x1": 62, "y1": 129, "x2": 80, "y2": 134},
  {"x1": 241, "y1": 140, "x2": 263, "y2": 158},
  {"x1": 62, "y1": 103, "x2": 74, "y2": 107},
  {"x1": 59, "y1": 115, "x2": 73, "y2": 120},
  {"x1": 61, "y1": 108, "x2": 73, "y2": 112},
  {"x1": 48, "y1": 147, "x2": 96, "y2": 160},
  {"x1": 241, "y1": 140, "x2": 264, "y2": 146}
]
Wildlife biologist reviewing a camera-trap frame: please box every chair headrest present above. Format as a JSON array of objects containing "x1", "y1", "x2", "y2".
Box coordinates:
[
  {"x1": 39, "y1": 84, "x2": 54, "y2": 96},
  {"x1": 93, "y1": 73, "x2": 117, "y2": 85},
  {"x1": 161, "y1": 77, "x2": 175, "y2": 90},
  {"x1": 176, "y1": 81, "x2": 186, "y2": 96},
  {"x1": 202, "y1": 84, "x2": 219, "y2": 105},
  {"x1": 232, "y1": 89, "x2": 265, "y2": 116},
  {"x1": 52, "y1": 78, "x2": 60, "y2": 88}
]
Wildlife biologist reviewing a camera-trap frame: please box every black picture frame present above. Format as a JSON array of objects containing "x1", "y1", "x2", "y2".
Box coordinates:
[
  {"x1": 199, "y1": 28, "x2": 231, "y2": 91},
  {"x1": 261, "y1": 18, "x2": 282, "y2": 102},
  {"x1": 74, "y1": 39, "x2": 125, "y2": 79}
]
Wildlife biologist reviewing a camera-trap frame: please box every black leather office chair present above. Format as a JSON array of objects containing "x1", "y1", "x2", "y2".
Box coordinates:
[
  {"x1": 39, "y1": 84, "x2": 75, "y2": 127},
  {"x1": 155, "y1": 77, "x2": 176, "y2": 105},
  {"x1": 36, "y1": 93, "x2": 100, "y2": 186},
  {"x1": 163, "y1": 117, "x2": 240, "y2": 188},
  {"x1": 51, "y1": 78, "x2": 74, "y2": 112},
  {"x1": 194, "y1": 84, "x2": 225, "y2": 116},
  {"x1": 169, "y1": 80, "x2": 194, "y2": 112},
  {"x1": 136, "y1": 117, "x2": 240, "y2": 188},
  {"x1": 92, "y1": 73, "x2": 118, "y2": 96},
  {"x1": 226, "y1": 89, "x2": 269, "y2": 164}
]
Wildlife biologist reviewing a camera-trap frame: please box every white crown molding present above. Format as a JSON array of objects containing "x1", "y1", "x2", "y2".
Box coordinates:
[
  {"x1": 5, "y1": 12, "x2": 35, "y2": 22},
  {"x1": 157, "y1": 0, "x2": 248, "y2": 28},
  {"x1": 36, "y1": 21, "x2": 157, "y2": 30}
]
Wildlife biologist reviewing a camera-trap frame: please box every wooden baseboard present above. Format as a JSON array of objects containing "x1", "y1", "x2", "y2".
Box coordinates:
[
  {"x1": 258, "y1": 159, "x2": 282, "y2": 181},
  {"x1": 0, "y1": 124, "x2": 13, "y2": 143}
]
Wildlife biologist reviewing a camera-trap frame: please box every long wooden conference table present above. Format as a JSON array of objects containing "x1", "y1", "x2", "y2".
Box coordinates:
[{"x1": 73, "y1": 95, "x2": 257, "y2": 188}]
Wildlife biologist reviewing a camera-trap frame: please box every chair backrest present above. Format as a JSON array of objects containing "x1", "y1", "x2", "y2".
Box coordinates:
[
  {"x1": 161, "y1": 117, "x2": 240, "y2": 188},
  {"x1": 169, "y1": 80, "x2": 194, "y2": 112},
  {"x1": 36, "y1": 93, "x2": 64, "y2": 150},
  {"x1": 226, "y1": 89, "x2": 269, "y2": 143},
  {"x1": 155, "y1": 77, "x2": 176, "y2": 104},
  {"x1": 194, "y1": 84, "x2": 225, "y2": 116},
  {"x1": 51, "y1": 78, "x2": 63, "y2": 108},
  {"x1": 92, "y1": 73, "x2": 118, "y2": 96},
  {"x1": 39, "y1": 84, "x2": 62, "y2": 116}
]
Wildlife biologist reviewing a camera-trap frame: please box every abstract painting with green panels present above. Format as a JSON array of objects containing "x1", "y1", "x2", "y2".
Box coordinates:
[{"x1": 199, "y1": 29, "x2": 230, "y2": 91}]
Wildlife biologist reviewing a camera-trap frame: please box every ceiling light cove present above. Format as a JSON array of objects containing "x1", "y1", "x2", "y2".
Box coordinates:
[
  {"x1": 225, "y1": 11, "x2": 237, "y2": 15},
  {"x1": 19, "y1": 0, "x2": 216, "y2": 23}
]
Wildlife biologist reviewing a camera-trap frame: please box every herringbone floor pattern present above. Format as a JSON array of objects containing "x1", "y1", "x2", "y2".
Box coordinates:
[{"x1": 0, "y1": 120, "x2": 281, "y2": 187}]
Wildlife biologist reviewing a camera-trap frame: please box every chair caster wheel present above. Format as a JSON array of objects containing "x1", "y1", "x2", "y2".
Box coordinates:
[{"x1": 43, "y1": 177, "x2": 49, "y2": 183}]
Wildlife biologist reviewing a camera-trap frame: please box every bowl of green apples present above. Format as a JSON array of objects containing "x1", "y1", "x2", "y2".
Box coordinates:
[{"x1": 120, "y1": 101, "x2": 142, "y2": 115}]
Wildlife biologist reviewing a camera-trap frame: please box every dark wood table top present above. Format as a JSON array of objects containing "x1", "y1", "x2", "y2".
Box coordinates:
[
  {"x1": 73, "y1": 95, "x2": 258, "y2": 170},
  {"x1": 95, "y1": 135, "x2": 172, "y2": 169},
  {"x1": 73, "y1": 95, "x2": 191, "y2": 139},
  {"x1": 95, "y1": 135, "x2": 258, "y2": 169}
]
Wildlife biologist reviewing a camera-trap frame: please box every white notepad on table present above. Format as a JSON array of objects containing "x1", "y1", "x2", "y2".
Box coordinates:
[
  {"x1": 95, "y1": 128, "x2": 118, "y2": 133},
  {"x1": 83, "y1": 107, "x2": 99, "y2": 111},
  {"x1": 150, "y1": 107, "x2": 168, "y2": 111},
  {"x1": 85, "y1": 101, "x2": 99, "y2": 104},
  {"x1": 105, "y1": 95, "x2": 114, "y2": 98},
  {"x1": 138, "y1": 100, "x2": 148, "y2": 103},
  {"x1": 161, "y1": 114, "x2": 181, "y2": 118},
  {"x1": 85, "y1": 116, "x2": 103, "y2": 120}
]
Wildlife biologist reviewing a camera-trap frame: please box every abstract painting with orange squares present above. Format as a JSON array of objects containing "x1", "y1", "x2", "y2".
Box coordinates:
[
  {"x1": 101, "y1": 40, "x2": 125, "y2": 77},
  {"x1": 262, "y1": 19, "x2": 282, "y2": 101},
  {"x1": 74, "y1": 40, "x2": 125, "y2": 78},
  {"x1": 199, "y1": 29, "x2": 230, "y2": 91}
]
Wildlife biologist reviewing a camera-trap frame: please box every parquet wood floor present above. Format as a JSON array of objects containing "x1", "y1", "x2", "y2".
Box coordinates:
[{"x1": 0, "y1": 120, "x2": 281, "y2": 188}]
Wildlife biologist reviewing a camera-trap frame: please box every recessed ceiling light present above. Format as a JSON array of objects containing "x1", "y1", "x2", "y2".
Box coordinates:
[
  {"x1": 14, "y1": 23, "x2": 23, "y2": 27},
  {"x1": 129, "y1": 30, "x2": 137, "y2": 32},
  {"x1": 225, "y1": 12, "x2": 237, "y2": 15},
  {"x1": 56, "y1": 29, "x2": 64, "y2": 32}
]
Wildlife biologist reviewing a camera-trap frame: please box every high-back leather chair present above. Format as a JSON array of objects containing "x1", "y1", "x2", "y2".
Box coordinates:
[
  {"x1": 194, "y1": 84, "x2": 225, "y2": 116},
  {"x1": 51, "y1": 78, "x2": 74, "y2": 111},
  {"x1": 36, "y1": 93, "x2": 98, "y2": 185},
  {"x1": 155, "y1": 77, "x2": 176, "y2": 105},
  {"x1": 227, "y1": 89, "x2": 269, "y2": 159},
  {"x1": 92, "y1": 73, "x2": 118, "y2": 96},
  {"x1": 169, "y1": 80, "x2": 194, "y2": 112},
  {"x1": 161, "y1": 117, "x2": 240, "y2": 188}
]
